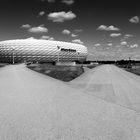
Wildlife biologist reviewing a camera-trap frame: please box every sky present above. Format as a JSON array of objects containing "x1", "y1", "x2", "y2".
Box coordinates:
[{"x1": 0, "y1": 0, "x2": 140, "y2": 60}]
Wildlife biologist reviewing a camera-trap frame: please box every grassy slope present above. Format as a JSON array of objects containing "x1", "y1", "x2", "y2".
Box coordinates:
[{"x1": 27, "y1": 63, "x2": 84, "y2": 82}]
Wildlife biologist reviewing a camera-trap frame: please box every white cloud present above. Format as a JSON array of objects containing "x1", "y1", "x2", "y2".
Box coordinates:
[
  {"x1": 71, "y1": 34, "x2": 78, "y2": 37},
  {"x1": 130, "y1": 44, "x2": 138, "y2": 48},
  {"x1": 41, "y1": 0, "x2": 55, "y2": 2},
  {"x1": 21, "y1": 24, "x2": 31, "y2": 29},
  {"x1": 115, "y1": 45, "x2": 121, "y2": 48},
  {"x1": 94, "y1": 43, "x2": 101, "y2": 47},
  {"x1": 131, "y1": 54, "x2": 140, "y2": 60},
  {"x1": 48, "y1": 11, "x2": 76, "y2": 22},
  {"x1": 48, "y1": 0, "x2": 55, "y2": 2},
  {"x1": 26, "y1": 37, "x2": 36, "y2": 40},
  {"x1": 40, "y1": 35, "x2": 54, "y2": 40},
  {"x1": 48, "y1": 37, "x2": 54, "y2": 40},
  {"x1": 74, "y1": 29, "x2": 83, "y2": 33},
  {"x1": 110, "y1": 33, "x2": 122, "y2": 37},
  {"x1": 72, "y1": 39, "x2": 84, "y2": 44},
  {"x1": 89, "y1": 44, "x2": 140, "y2": 61},
  {"x1": 40, "y1": 35, "x2": 50, "y2": 40},
  {"x1": 97, "y1": 25, "x2": 106, "y2": 30},
  {"x1": 129, "y1": 16, "x2": 139, "y2": 23},
  {"x1": 107, "y1": 43, "x2": 113, "y2": 46},
  {"x1": 124, "y1": 34, "x2": 133, "y2": 39},
  {"x1": 38, "y1": 11, "x2": 45, "y2": 17},
  {"x1": 62, "y1": 29, "x2": 71, "y2": 35},
  {"x1": 121, "y1": 41, "x2": 127, "y2": 45},
  {"x1": 106, "y1": 25, "x2": 120, "y2": 31},
  {"x1": 28, "y1": 26, "x2": 48, "y2": 33},
  {"x1": 97, "y1": 25, "x2": 120, "y2": 31},
  {"x1": 61, "y1": 0, "x2": 74, "y2": 5}
]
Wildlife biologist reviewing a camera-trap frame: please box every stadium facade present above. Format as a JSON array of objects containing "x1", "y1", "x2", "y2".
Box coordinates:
[{"x1": 0, "y1": 39, "x2": 88, "y2": 63}]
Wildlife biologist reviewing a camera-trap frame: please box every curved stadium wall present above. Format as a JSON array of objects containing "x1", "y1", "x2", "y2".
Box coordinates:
[{"x1": 0, "y1": 39, "x2": 88, "y2": 63}]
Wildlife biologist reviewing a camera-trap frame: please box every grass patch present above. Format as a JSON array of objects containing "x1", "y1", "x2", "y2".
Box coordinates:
[{"x1": 27, "y1": 63, "x2": 84, "y2": 82}]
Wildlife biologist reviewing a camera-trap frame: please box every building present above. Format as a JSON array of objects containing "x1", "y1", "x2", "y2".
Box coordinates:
[{"x1": 0, "y1": 39, "x2": 88, "y2": 64}]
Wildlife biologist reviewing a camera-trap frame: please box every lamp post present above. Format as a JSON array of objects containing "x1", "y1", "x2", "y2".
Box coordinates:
[
  {"x1": 57, "y1": 46, "x2": 61, "y2": 62},
  {"x1": 77, "y1": 52, "x2": 80, "y2": 62},
  {"x1": 12, "y1": 47, "x2": 15, "y2": 64}
]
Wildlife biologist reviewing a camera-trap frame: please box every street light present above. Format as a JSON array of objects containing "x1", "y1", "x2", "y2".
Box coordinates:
[
  {"x1": 12, "y1": 47, "x2": 15, "y2": 64},
  {"x1": 57, "y1": 46, "x2": 61, "y2": 62},
  {"x1": 77, "y1": 52, "x2": 80, "y2": 62}
]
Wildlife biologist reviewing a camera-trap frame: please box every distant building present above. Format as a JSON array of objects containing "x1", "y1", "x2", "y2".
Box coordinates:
[{"x1": 0, "y1": 39, "x2": 88, "y2": 63}]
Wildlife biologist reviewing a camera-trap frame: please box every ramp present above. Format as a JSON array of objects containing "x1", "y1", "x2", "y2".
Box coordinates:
[{"x1": 69, "y1": 65, "x2": 140, "y2": 112}]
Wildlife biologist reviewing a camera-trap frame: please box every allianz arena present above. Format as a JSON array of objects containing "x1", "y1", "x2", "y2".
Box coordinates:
[{"x1": 0, "y1": 39, "x2": 88, "y2": 63}]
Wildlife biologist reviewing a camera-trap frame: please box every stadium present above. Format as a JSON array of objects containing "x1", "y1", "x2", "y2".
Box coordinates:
[{"x1": 0, "y1": 39, "x2": 88, "y2": 64}]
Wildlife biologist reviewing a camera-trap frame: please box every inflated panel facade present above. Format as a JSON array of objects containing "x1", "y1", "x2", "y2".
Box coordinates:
[{"x1": 0, "y1": 39, "x2": 88, "y2": 63}]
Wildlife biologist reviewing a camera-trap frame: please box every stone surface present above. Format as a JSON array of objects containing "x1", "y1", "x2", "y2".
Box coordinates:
[
  {"x1": 69, "y1": 64, "x2": 140, "y2": 112},
  {"x1": 0, "y1": 64, "x2": 140, "y2": 140}
]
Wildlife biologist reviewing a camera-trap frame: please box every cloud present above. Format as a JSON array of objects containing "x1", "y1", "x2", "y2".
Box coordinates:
[
  {"x1": 40, "y1": 35, "x2": 50, "y2": 40},
  {"x1": 40, "y1": 36, "x2": 54, "y2": 40},
  {"x1": 72, "y1": 39, "x2": 84, "y2": 44},
  {"x1": 121, "y1": 34, "x2": 133, "y2": 42},
  {"x1": 94, "y1": 43, "x2": 101, "y2": 47},
  {"x1": 61, "y1": 0, "x2": 74, "y2": 5},
  {"x1": 26, "y1": 37, "x2": 36, "y2": 40},
  {"x1": 28, "y1": 26, "x2": 48, "y2": 33},
  {"x1": 97, "y1": 25, "x2": 120, "y2": 31},
  {"x1": 89, "y1": 44, "x2": 140, "y2": 61},
  {"x1": 74, "y1": 29, "x2": 83, "y2": 33},
  {"x1": 62, "y1": 29, "x2": 71, "y2": 35},
  {"x1": 48, "y1": 37, "x2": 54, "y2": 40},
  {"x1": 88, "y1": 48, "x2": 121, "y2": 61},
  {"x1": 71, "y1": 34, "x2": 78, "y2": 37},
  {"x1": 48, "y1": 0, "x2": 55, "y2": 2},
  {"x1": 110, "y1": 33, "x2": 122, "y2": 37},
  {"x1": 107, "y1": 43, "x2": 113, "y2": 46},
  {"x1": 48, "y1": 11, "x2": 76, "y2": 22},
  {"x1": 41, "y1": 0, "x2": 55, "y2": 2},
  {"x1": 21, "y1": 24, "x2": 31, "y2": 29},
  {"x1": 124, "y1": 34, "x2": 133, "y2": 39},
  {"x1": 38, "y1": 11, "x2": 45, "y2": 17},
  {"x1": 121, "y1": 41, "x2": 127, "y2": 46},
  {"x1": 129, "y1": 16, "x2": 139, "y2": 23},
  {"x1": 21, "y1": 24, "x2": 48, "y2": 34},
  {"x1": 130, "y1": 44, "x2": 138, "y2": 48}
]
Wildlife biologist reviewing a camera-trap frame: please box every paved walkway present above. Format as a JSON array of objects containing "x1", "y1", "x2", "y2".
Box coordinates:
[
  {"x1": 69, "y1": 65, "x2": 140, "y2": 112},
  {"x1": 0, "y1": 64, "x2": 140, "y2": 140}
]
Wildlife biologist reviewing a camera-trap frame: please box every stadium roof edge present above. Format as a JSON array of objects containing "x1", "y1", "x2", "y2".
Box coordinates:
[{"x1": 0, "y1": 39, "x2": 86, "y2": 47}]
